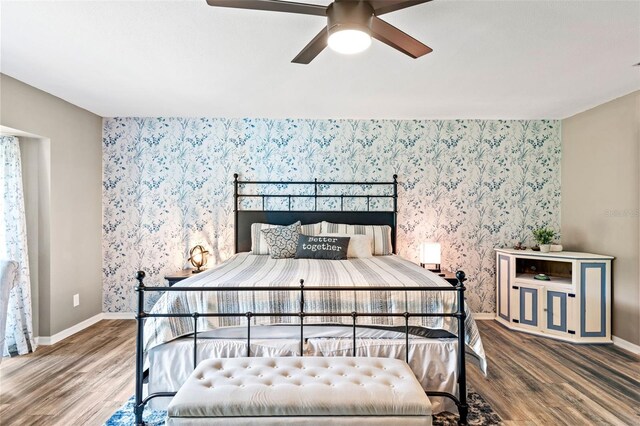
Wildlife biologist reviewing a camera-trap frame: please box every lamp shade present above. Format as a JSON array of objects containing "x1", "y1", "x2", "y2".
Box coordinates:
[{"x1": 419, "y1": 242, "x2": 441, "y2": 265}]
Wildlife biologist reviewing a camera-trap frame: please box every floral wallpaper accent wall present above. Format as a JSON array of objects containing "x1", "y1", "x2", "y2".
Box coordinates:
[{"x1": 103, "y1": 118, "x2": 561, "y2": 313}]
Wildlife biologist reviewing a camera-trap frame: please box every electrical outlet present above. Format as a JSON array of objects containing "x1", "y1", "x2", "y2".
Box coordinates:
[{"x1": 73, "y1": 294, "x2": 80, "y2": 307}]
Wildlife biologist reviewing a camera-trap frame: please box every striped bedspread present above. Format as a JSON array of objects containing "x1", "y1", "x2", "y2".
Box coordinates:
[{"x1": 144, "y1": 253, "x2": 486, "y2": 371}]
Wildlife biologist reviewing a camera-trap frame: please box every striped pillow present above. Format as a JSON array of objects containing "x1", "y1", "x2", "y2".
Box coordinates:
[
  {"x1": 301, "y1": 222, "x2": 322, "y2": 236},
  {"x1": 320, "y1": 221, "x2": 393, "y2": 255},
  {"x1": 251, "y1": 222, "x2": 321, "y2": 255}
]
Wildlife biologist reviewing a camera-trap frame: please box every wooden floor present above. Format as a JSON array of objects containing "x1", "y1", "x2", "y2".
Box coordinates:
[
  {"x1": 0, "y1": 319, "x2": 638, "y2": 425},
  {"x1": 470, "y1": 321, "x2": 639, "y2": 425},
  {"x1": 0, "y1": 320, "x2": 135, "y2": 426}
]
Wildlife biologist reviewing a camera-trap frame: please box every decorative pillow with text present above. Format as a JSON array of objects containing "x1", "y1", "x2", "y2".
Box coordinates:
[{"x1": 295, "y1": 235, "x2": 350, "y2": 260}]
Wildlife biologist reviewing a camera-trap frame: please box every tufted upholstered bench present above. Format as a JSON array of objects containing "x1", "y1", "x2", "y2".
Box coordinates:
[{"x1": 166, "y1": 356, "x2": 432, "y2": 425}]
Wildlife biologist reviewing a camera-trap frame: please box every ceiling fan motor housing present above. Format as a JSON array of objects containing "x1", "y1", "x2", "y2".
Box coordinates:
[{"x1": 327, "y1": 1, "x2": 374, "y2": 36}]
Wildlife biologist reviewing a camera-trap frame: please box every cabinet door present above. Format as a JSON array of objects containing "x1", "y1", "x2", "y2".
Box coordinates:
[
  {"x1": 580, "y1": 262, "x2": 607, "y2": 338},
  {"x1": 544, "y1": 290, "x2": 576, "y2": 336},
  {"x1": 513, "y1": 284, "x2": 540, "y2": 330},
  {"x1": 497, "y1": 254, "x2": 511, "y2": 322}
]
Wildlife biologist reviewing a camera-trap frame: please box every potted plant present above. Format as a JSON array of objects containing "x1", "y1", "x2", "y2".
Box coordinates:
[{"x1": 532, "y1": 227, "x2": 557, "y2": 253}]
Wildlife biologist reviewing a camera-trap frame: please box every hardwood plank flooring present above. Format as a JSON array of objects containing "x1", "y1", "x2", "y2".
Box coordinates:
[
  {"x1": 0, "y1": 319, "x2": 638, "y2": 425},
  {"x1": 469, "y1": 321, "x2": 640, "y2": 426},
  {"x1": 0, "y1": 320, "x2": 135, "y2": 426}
]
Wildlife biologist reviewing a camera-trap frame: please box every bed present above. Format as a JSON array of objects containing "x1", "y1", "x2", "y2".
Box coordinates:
[{"x1": 133, "y1": 175, "x2": 486, "y2": 426}]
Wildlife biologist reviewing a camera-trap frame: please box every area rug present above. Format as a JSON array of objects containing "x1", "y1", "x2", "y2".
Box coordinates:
[
  {"x1": 105, "y1": 386, "x2": 503, "y2": 425},
  {"x1": 431, "y1": 388, "x2": 503, "y2": 425}
]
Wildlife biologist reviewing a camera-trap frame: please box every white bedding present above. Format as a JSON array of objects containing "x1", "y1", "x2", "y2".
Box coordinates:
[
  {"x1": 148, "y1": 325, "x2": 458, "y2": 414},
  {"x1": 144, "y1": 253, "x2": 486, "y2": 371},
  {"x1": 144, "y1": 253, "x2": 486, "y2": 414}
]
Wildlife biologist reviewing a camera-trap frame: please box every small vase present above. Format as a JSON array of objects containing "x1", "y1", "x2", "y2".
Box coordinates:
[{"x1": 539, "y1": 244, "x2": 551, "y2": 253}]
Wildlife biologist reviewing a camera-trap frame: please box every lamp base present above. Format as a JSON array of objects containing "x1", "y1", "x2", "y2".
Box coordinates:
[{"x1": 192, "y1": 269, "x2": 203, "y2": 274}]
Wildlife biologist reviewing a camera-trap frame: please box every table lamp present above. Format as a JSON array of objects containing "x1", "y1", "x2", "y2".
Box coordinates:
[
  {"x1": 188, "y1": 245, "x2": 209, "y2": 273},
  {"x1": 419, "y1": 242, "x2": 441, "y2": 273}
]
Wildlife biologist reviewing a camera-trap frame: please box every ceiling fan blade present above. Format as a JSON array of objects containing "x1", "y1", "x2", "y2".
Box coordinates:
[
  {"x1": 369, "y1": 0, "x2": 432, "y2": 16},
  {"x1": 370, "y1": 17, "x2": 432, "y2": 58},
  {"x1": 206, "y1": 0, "x2": 327, "y2": 17},
  {"x1": 291, "y1": 27, "x2": 328, "y2": 64}
]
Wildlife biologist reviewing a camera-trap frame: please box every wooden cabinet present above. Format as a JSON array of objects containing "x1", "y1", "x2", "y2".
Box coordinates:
[{"x1": 495, "y1": 249, "x2": 613, "y2": 343}]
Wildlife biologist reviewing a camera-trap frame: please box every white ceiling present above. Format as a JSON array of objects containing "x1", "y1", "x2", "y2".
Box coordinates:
[{"x1": 1, "y1": 0, "x2": 639, "y2": 119}]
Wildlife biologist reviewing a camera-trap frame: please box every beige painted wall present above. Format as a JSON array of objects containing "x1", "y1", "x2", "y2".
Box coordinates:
[
  {"x1": 19, "y1": 136, "x2": 51, "y2": 337},
  {"x1": 0, "y1": 74, "x2": 102, "y2": 336},
  {"x1": 562, "y1": 90, "x2": 640, "y2": 346}
]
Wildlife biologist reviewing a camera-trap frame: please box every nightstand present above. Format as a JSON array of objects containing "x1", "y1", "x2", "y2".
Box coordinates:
[
  {"x1": 164, "y1": 269, "x2": 200, "y2": 286},
  {"x1": 419, "y1": 265, "x2": 459, "y2": 286},
  {"x1": 437, "y1": 270, "x2": 459, "y2": 286}
]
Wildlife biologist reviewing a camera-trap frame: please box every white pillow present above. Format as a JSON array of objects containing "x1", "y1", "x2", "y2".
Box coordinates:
[
  {"x1": 321, "y1": 233, "x2": 373, "y2": 258},
  {"x1": 251, "y1": 222, "x2": 320, "y2": 254},
  {"x1": 320, "y1": 222, "x2": 393, "y2": 255}
]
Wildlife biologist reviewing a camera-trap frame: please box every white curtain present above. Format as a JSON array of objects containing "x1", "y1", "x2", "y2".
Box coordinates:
[{"x1": 0, "y1": 135, "x2": 36, "y2": 356}]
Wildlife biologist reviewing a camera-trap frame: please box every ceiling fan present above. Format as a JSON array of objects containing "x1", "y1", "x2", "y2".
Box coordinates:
[{"x1": 205, "y1": 0, "x2": 433, "y2": 64}]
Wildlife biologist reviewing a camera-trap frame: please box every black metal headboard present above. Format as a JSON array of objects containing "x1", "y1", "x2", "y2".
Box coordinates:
[{"x1": 233, "y1": 174, "x2": 398, "y2": 254}]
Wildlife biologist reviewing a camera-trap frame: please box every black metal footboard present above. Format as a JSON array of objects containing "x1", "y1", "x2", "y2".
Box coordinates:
[{"x1": 133, "y1": 270, "x2": 468, "y2": 425}]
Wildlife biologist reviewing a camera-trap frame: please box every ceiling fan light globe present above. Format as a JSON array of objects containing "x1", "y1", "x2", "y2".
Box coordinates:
[{"x1": 327, "y1": 29, "x2": 371, "y2": 55}]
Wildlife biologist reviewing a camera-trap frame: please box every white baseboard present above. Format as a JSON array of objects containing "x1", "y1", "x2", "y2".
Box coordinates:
[
  {"x1": 473, "y1": 313, "x2": 496, "y2": 320},
  {"x1": 612, "y1": 336, "x2": 640, "y2": 355},
  {"x1": 102, "y1": 312, "x2": 135, "y2": 320},
  {"x1": 36, "y1": 312, "x2": 136, "y2": 345},
  {"x1": 37, "y1": 313, "x2": 104, "y2": 346}
]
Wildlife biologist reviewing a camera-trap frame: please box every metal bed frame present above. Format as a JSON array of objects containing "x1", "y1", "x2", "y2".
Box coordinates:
[{"x1": 134, "y1": 175, "x2": 469, "y2": 425}]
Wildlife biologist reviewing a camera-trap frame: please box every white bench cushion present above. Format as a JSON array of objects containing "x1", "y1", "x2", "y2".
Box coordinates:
[{"x1": 167, "y1": 356, "x2": 432, "y2": 424}]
